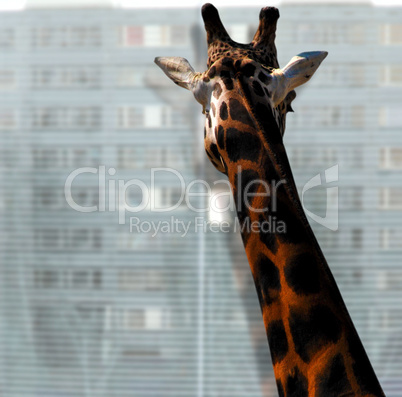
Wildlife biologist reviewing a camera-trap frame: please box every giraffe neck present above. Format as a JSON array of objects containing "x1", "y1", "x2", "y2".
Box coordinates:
[
  {"x1": 227, "y1": 147, "x2": 384, "y2": 396},
  {"x1": 213, "y1": 73, "x2": 385, "y2": 396}
]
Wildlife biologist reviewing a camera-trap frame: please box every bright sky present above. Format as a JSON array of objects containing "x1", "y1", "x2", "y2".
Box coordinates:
[
  {"x1": 118, "y1": 0, "x2": 402, "y2": 7},
  {"x1": 0, "y1": 0, "x2": 402, "y2": 10}
]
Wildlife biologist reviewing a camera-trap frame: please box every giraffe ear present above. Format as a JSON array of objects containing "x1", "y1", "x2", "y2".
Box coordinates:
[
  {"x1": 282, "y1": 51, "x2": 328, "y2": 90},
  {"x1": 154, "y1": 56, "x2": 197, "y2": 91},
  {"x1": 155, "y1": 56, "x2": 213, "y2": 114},
  {"x1": 271, "y1": 51, "x2": 328, "y2": 106}
]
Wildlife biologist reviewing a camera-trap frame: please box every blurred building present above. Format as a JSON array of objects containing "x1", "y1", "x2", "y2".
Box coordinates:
[{"x1": 0, "y1": 1, "x2": 401, "y2": 396}]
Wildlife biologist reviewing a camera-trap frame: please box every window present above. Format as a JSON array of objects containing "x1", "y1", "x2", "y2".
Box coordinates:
[
  {"x1": 379, "y1": 187, "x2": 402, "y2": 210},
  {"x1": 317, "y1": 229, "x2": 339, "y2": 249},
  {"x1": 170, "y1": 25, "x2": 188, "y2": 46},
  {"x1": 70, "y1": 147, "x2": 100, "y2": 167},
  {"x1": 118, "y1": 106, "x2": 144, "y2": 129},
  {"x1": 31, "y1": 26, "x2": 101, "y2": 48},
  {"x1": 68, "y1": 187, "x2": 100, "y2": 209},
  {"x1": 32, "y1": 69, "x2": 53, "y2": 87},
  {"x1": 117, "y1": 106, "x2": 176, "y2": 129},
  {"x1": 290, "y1": 106, "x2": 365, "y2": 130},
  {"x1": 378, "y1": 271, "x2": 402, "y2": 291},
  {"x1": 118, "y1": 146, "x2": 184, "y2": 169},
  {"x1": 152, "y1": 187, "x2": 187, "y2": 211},
  {"x1": 32, "y1": 66, "x2": 101, "y2": 89},
  {"x1": 145, "y1": 26, "x2": 165, "y2": 47},
  {"x1": 33, "y1": 187, "x2": 65, "y2": 210},
  {"x1": 117, "y1": 67, "x2": 143, "y2": 87},
  {"x1": 34, "y1": 269, "x2": 59, "y2": 288},
  {"x1": 69, "y1": 26, "x2": 101, "y2": 47},
  {"x1": 379, "y1": 106, "x2": 402, "y2": 128},
  {"x1": 119, "y1": 25, "x2": 188, "y2": 47},
  {"x1": 0, "y1": 149, "x2": 15, "y2": 168},
  {"x1": 118, "y1": 147, "x2": 141, "y2": 169},
  {"x1": 120, "y1": 26, "x2": 144, "y2": 46},
  {"x1": 32, "y1": 149, "x2": 58, "y2": 168},
  {"x1": 118, "y1": 269, "x2": 164, "y2": 291},
  {"x1": 109, "y1": 307, "x2": 170, "y2": 330},
  {"x1": 0, "y1": 70, "x2": 15, "y2": 90},
  {"x1": 117, "y1": 231, "x2": 162, "y2": 251},
  {"x1": 340, "y1": 187, "x2": 363, "y2": 210},
  {"x1": 33, "y1": 268, "x2": 102, "y2": 289},
  {"x1": 351, "y1": 106, "x2": 365, "y2": 128},
  {"x1": 375, "y1": 309, "x2": 402, "y2": 330},
  {"x1": 379, "y1": 147, "x2": 402, "y2": 170},
  {"x1": 0, "y1": 109, "x2": 16, "y2": 130},
  {"x1": 351, "y1": 229, "x2": 363, "y2": 249},
  {"x1": 33, "y1": 306, "x2": 78, "y2": 369},
  {"x1": 289, "y1": 147, "x2": 337, "y2": 168},
  {"x1": 31, "y1": 107, "x2": 101, "y2": 130},
  {"x1": 34, "y1": 228, "x2": 102, "y2": 251},
  {"x1": 379, "y1": 65, "x2": 402, "y2": 86},
  {"x1": 125, "y1": 309, "x2": 146, "y2": 329},
  {"x1": 32, "y1": 147, "x2": 101, "y2": 168},
  {"x1": 297, "y1": 106, "x2": 340, "y2": 128},
  {"x1": 380, "y1": 24, "x2": 402, "y2": 45},
  {"x1": 0, "y1": 28, "x2": 14, "y2": 48},
  {"x1": 380, "y1": 229, "x2": 402, "y2": 250},
  {"x1": 293, "y1": 23, "x2": 365, "y2": 45},
  {"x1": 310, "y1": 64, "x2": 365, "y2": 87},
  {"x1": 31, "y1": 27, "x2": 52, "y2": 47}
]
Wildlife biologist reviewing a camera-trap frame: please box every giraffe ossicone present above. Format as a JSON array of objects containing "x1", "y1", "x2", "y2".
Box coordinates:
[{"x1": 155, "y1": 3, "x2": 386, "y2": 396}]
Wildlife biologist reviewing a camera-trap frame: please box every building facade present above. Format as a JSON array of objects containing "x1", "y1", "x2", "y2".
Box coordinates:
[{"x1": 0, "y1": 2, "x2": 401, "y2": 396}]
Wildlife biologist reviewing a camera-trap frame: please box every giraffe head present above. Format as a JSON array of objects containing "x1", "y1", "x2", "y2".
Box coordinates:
[{"x1": 155, "y1": 3, "x2": 327, "y2": 173}]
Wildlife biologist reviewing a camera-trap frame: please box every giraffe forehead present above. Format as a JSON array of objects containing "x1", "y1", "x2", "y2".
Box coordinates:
[
  {"x1": 206, "y1": 39, "x2": 279, "y2": 69},
  {"x1": 206, "y1": 56, "x2": 274, "y2": 82}
]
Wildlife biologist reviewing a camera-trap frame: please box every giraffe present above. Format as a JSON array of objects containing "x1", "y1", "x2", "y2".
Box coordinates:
[{"x1": 155, "y1": 4, "x2": 386, "y2": 397}]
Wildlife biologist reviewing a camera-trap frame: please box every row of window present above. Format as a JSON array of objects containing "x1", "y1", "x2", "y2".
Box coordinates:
[
  {"x1": 0, "y1": 146, "x2": 400, "y2": 172},
  {"x1": 287, "y1": 23, "x2": 402, "y2": 45},
  {"x1": 288, "y1": 147, "x2": 363, "y2": 168},
  {"x1": 289, "y1": 106, "x2": 365, "y2": 129},
  {"x1": 0, "y1": 106, "x2": 187, "y2": 130},
  {"x1": 31, "y1": 107, "x2": 102, "y2": 129},
  {"x1": 294, "y1": 186, "x2": 402, "y2": 211},
  {"x1": 0, "y1": 25, "x2": 189, "y2": 49},
  {"x1": 31, "y1": 26, "x2": 102, "y2": 48},
  {"x1": 105, "y1": 306, "x2": 171, "y2": 331},
  {"x1": 32, "y1": 147, "x2": 101, "y2": 168},
  {"x1": 1, "y1": 105, "x2": 402, "y2": 130},
  {"x1": 31, "y1": 66, "x2": 101, "y2": 89},
  {"x1": 32, "y1": 186, "x2": 187, "y2": 211},
  {"x1": 1, "y1": 65, "x2": 402, "y2": 90},
  {"x1": 34, "y1": 186, "x2": 99, "y2": 210},
  {"x1": 34, "y1": 228, "x2": 102, "y2": 251},
  {"x1": 315, "y1": 228, "x2": 402, "y2": 251},
  {"x1": 27, "y1": 184, "x2": 402, "y2": 212},
  {"x1": 29, "y1": 227, "x2": 402, "y2": 251},
  {"x1": 1, "y1": 23, "x2": 402, "y2": 49},
  {"x1": 32, "y1": 268, "x2": 165, "y2": 291},
  {"x1": 290, "y1": 148, "x2": 402, "y2": 170},
  {"x1": 32, "y1": 305, "x2": 167, "y2": 370},
  {"x1": 289, "y1": 23, "x2": 366, "y2": 45},
  {"x1": 31, "y1": 266, "x2": 402, "y2": 294},
  {"x1": 31, "y1": 266, "x2": 402, "y2": 296},
  {"x1": 30, "y1": 146, "x2": 185, "y2": 169},
  {"x1": 33, "y1": 268, "x2": 102, "y2": 289}
]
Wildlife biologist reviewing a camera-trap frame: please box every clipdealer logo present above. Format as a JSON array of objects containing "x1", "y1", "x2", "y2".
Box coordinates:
[
  {"x1": 64, "y1": 165, "x2": 339, "y2": 232},
  {"x1": 301, "y1": 164, "x2": 339, "y2": 231}
]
